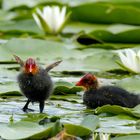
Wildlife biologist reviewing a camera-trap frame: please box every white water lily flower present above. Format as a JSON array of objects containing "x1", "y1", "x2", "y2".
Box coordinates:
[
  {"x1": 99, "y1": 133, "x2": 110, "y2": 140},
  {"x1": 33, "y1": 6, "x2": 70, "y2": 34},
  {"x1": 117, "y1": 49, "x2": 140, "y2": 73},
  {"x1": 93, "y1": 133, "x2": 110, "y2": 140}
]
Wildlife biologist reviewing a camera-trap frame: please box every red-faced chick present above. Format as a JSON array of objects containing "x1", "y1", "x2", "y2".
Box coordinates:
[
  {"x1": 14, "y1": 55, "x2": 62, "y2": 113},
  {"x1": 76, "y1": 73, "x2": 140, "y2": 109}
]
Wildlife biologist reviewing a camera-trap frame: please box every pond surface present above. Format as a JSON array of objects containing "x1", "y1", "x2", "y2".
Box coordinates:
[{"x1": 1, "y1": 0, "x2": 140, "y2": 139}]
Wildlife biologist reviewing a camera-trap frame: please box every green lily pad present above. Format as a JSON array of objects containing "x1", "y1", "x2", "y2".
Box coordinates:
[
  {"x1": 82, "y1": 49, "x2": 119, "y2": 71},
  {"x1": 112, "y1": 135, "x2": 140, "y2": 140},
  {"x1": 53, "y1": 81, "x2": 83, "y2": 95},
  {"x1": 115, "y1": 76, "x2": 140, "y2": 93},
  {"x1": 64, "y1": 115, "x2": 99, "y2": 137},
  {"x1": 0, "y1": 121, "x2": 53, "y2": 140},
  {"x1": 100, "y1": 114, "x2": 137, "y2": 128},
  {"x1": 0, "y1": 38, "x2": 120, "y2": 72},
  {"x1": 0, "y1": 82, "x2": 20, "y2": 96},
  {"x1": 2, "y1": 0, "x2": 42, "y2": 10},
  {"x1": 95, "y1": 104, "x2": 140, "y2": 118},
  {"x1": 0, "y1": 38, "x2": 88, "y2": 63},
  {"x1": 95, "y1": 105, "x2": 132, "y2": 116},
  {"x1": 90, "y1": 26, "x2": 140, "y2": 43},
  {"x1": 0, "y1": 20, "x2": 42, "y2": 34},
  {"x1": 76, "y1": 24, "x2": 140, "y2": 44},
  {"x1": 71, "y1": 2, "x2": 140, "y2": 25},
  {"x1": 96, "y1": 126, "x2": 140, "y2": 134}
]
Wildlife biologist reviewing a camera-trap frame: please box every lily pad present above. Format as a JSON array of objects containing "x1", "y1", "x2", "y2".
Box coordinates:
[
  {"x1": 95, "y1": 104, "x2": 140, "y2": 118},
  {"x1": 64, "y1": 115, "x2": 99, "y2": 137},
  {"x1": 115, "y1": 76, "x2": 140, "y2": 93},
  {"x1": 0, "y1": 38, "x2": 73, "y2": 60},
  {"x1": 0, "y1": 20, "x2": 42, "y2": 34},
  {"x1": 90, "y1": 25, "x2": 140, "y2": 43},
  {"x1": 71, "y1": 2, "x2": 140, "y2": 25},
  {"x1": 76, "y1": 24, "x2": 140, "y2": 44},
  {"x1": 53, "y1": 81, "x2": 83, "y2": 95},
  {"x1": 96, "y1": 126, "x2": 140, "y2": 134},
  {"x1": 112, "y1": 135, "x2": 140, "y2": 140},
  {"x1": 0, "y1": 121, "x2": 53, "y2": 140}
]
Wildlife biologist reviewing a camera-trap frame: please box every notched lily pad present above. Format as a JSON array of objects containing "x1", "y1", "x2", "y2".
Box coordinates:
[{"x1": 77, "y1": 34, "x2": 103, "y2": 45}]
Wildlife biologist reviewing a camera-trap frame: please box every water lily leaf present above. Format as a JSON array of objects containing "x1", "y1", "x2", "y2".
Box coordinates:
[
  {"x1": 64, "y1": 123, "x2": 91, "y2": 137},
  {"x1": 2, "y1": 0, "x2": 43, "y2": 10},
  {"x1": 64, "y1": 22, "x2": 108, "y2": 34},
  {"x1": 21, "y1": 113, "x2": 49, "y2": 122},
  {"x1": 71, "y1": 2, "x2": 140, "y2": 25},
  {"x1": 80, "y1": 115, "x2": 99, "y2": 131},
  {"x1": 64, "y1": 115, "x2": 99, "y2": 137},
  {"x1": 0, "y1": 121, "x2": 53, "y2": 140},
  {"x1": 50, "y1": 95, "x2": 82, "y2": 103},
  {"x1": 76, "y1": 33, "x2": 140, "y2": 49},
  {"x1": 100, "y1": 114, "x2": 137, "y2": 128},
  {"x1": 0, "y1": 20, "x2": 42, "y2": 34},
  {"x1": 95, "y1": 104, "x2": 140, "y2": 118},
  {"x1": 96, "y1": 126, "x2": 140, "y2": 134},
  {"x1": 115, "y1": 76, "x2": 140, "y2": 93},
  {"x1": 0, "y1": 38, "x2": 78, "y2": 61},
  {"x1": 0, "y1": 38, "x2": 120, "y2": 72},
  {"x1": 95, "y1": 105, "x2": 132, "y2": 116},
  {"x1": 112, "y1": 135, "x2": 140, "y2": 140},
  {"x1": 76, "y1": 24, "x2": 140, "y2": 44},
  {"x1": 82, "y1": 50, "x2": 119, "y2": 71},
  {"x1": 96, "y1": 113, "x2": 140, "y2": 134},
  {"x1": 0, "y1": 82, "x2": 20, "y2": 96},
  {"x1": 90, "y1": 26, "x2": 140, "y2": 43},
  {"x1": 0, "y1": 10, "x2": 16, "y2": 21},
  {"x1": 53, "y1": 81, "x2": 83, "y2": 95},
  {"x1": 50, "y1": 120, "x2": 63, "y2": 137}
]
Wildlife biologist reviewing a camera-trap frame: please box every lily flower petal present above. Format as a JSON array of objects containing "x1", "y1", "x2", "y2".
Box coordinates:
[
  {"x1": 32, "y1": 13, "x2": 42, "y2": 29},
  {"x1": 125, "y1": 49, "x2": 137, "y2": 72},
  {"x1": 99, "y1": 133, "x2": 110, "y2": 140},
  {"x1": 117, "y1": 49, "x2": 140, "y2": 73},
  {"x1": 118, "y1": 51, "x2": 130, "y2": 68},
  {"x1": 136, "y1": 50, "x2": 140, "y2": 72}
]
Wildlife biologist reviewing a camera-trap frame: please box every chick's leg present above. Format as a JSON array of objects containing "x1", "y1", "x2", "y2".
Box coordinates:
[
  {"x1": 22, "y1": 99, "x2": 34, "y2": 112},
  {"x1": 39, "y1": 101, "x2": 45, "y2": 113}
]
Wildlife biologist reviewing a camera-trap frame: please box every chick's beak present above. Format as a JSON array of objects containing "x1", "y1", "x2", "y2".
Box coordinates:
[
  {"x1": 76, "y1": 81, "x2": 87, "y2": 90},
  {"x1": 75, "y1": 81, "x2": 81, "y2": 86},
  {"x1": 29, "y1": 65, "x2": 33, "y2": 73}
]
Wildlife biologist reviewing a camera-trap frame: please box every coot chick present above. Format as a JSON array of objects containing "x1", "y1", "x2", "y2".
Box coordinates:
[
  {"x1": 76, "y1": 73, "x2": 140, "y2": 109},
  {"x1": 14, "y1": 55, "x2": 62, "y2": 113}
]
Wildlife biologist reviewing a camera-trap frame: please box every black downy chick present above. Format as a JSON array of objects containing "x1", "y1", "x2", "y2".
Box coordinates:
[
  {"x1": 76, "y1": 73, "x2": 140, "y2": 109},
  {"x1": 14, "y1": 55, "x2": 62, "y2": 113}
]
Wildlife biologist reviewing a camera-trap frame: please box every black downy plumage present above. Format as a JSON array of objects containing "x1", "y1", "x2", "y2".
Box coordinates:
[
  {"x1": 14, "y1": 55, "x2": 62, "y2": 113},
  {"x1": 76, "y1": 73, "x2": 140, "y2": 109}
]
